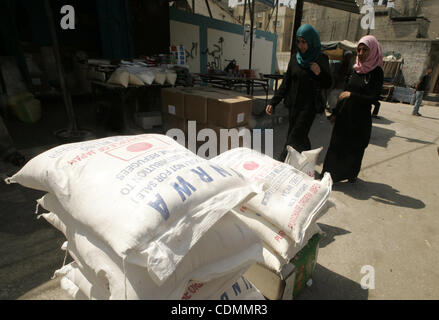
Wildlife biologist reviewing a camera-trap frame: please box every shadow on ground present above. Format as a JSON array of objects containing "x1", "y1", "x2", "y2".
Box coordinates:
[
  {"x1": 296, "y1": 264, "x2": 369, "y2": 300},
  {"x1": 0, "y1": 179, "x2": 69, "y2": 300},
  {"x1": 333, "y1": 179, "x2": 425, "y2": 209},
  {"x1": 418, "y1": 115, "x2": 439, "y2": 121},
  {"x1": 394, "y1": 135, "x2": 435, "y2": 145},
  {"x1": 370, "y1": 126, "x2": 396, "y2": 148},
  {"x1": 317, "y1": 223, "x2": 351, "y2": 249},
  {"x1": 371, "y1": 116, "x2": 394, "y2": 125}
]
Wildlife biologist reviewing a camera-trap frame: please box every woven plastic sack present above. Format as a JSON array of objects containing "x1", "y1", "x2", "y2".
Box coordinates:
[
  {"x1": 42, "y1": 210, "x2": 263, "y2": 300},
  {"x1": 231, "y1": 205, "x2": 322, "y2": 261},
  {"x1": 212, "y1": 148, "x2": 332, "y2": 245},
  {"x1": 107, "y1": 69, "x2": 129, "y2": 87},
  {"x1": 7, "y1": 134, "x2": 262, "y2": 285},
  {"x1": 285, "y1": 146, "x2": 323, "y2": 179}
]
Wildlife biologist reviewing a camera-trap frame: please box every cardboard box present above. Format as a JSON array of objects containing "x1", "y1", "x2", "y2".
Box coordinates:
[
  {"x1": 182, "y1": 88, "x2": 208, "y2": 124},
  {"x1": 135, "y1": 111, "x2": 162, "y2": 130},
  {"x1": 244, "y1": 263, "x2": 296, "y2": 300},
  {"x1": 290, "y1": 233, "x2": 321, "y2": 299},
  {"x1": 161, "y1": 88, "x2": 185, "y2": 119},
  {"x1": 244, "y1": 264, "x2": 286, "y2": 300},
  {"x1": 183, "y1": 88, "x2": 252, "y2": 129},
  {"x1": 244, "y1": 233, "x2": 321, "y2": 300},
  {"x1": 162, "y1": 113, "x2": 187, "y2": 134},
  {"x1": 207, "y1": 93, "x2": 253, "y2": 129}
]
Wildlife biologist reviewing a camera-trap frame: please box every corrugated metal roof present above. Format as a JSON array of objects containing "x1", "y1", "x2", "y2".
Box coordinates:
[{"x1": 305, "y1": 0, "x2": 360, "y2": 14}]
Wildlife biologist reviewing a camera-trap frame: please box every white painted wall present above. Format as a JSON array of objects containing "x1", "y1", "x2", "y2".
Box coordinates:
[
  {"x1": 206, "y1": 28, "x2": 274, "y2": 75},
  {"x1": 170, "y1": 20, "x2": 201, "y2": 73},
  {"x1": 170, "y1": 18, "x2": 275, "y2": 75}
]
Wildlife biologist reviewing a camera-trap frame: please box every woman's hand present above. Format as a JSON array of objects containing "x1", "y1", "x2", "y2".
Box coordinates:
[
  {"x1": 339, "y1": 91, "x2": 351, "y2": 100},
  {"x1": 266, "y1": 105, "x2": 273, "y2": 116},
  {"x1": 310, "y1": 63, "x2": 321, "y2": 76}
]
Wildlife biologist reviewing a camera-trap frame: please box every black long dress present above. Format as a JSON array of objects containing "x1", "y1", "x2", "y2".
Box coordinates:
[
  {"x1": 322, "y1": 66, "x2": 384, "y2": 183},
  {"x1": 270, "y1": 53, "x2": 332, "y2": 160}
]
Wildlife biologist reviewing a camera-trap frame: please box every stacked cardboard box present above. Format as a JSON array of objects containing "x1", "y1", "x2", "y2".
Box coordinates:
[
  {"x1": 161, "y1": 88, "x2": 187, "y2": 133},
  {"x1": 161, "y1": 87, "x2": 253, "y2": 156},
  {"x1": 243, "y1": 233, "x2": 321, "y2": 300}
]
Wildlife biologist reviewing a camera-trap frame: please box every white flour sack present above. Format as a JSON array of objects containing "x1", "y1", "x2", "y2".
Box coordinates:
[
  {"x1": 42, "y1": 210, "x2": 263, "y2": 300},
  {"x1": 261, "y1": 244, "x2": 285, "y2": 273},
  {"x1": 212, "y1": 148, "x2": 332, "y2": 245},
  {"x1": 56, "y1": 262, "x2": 110, "y2": 300},
  {"x1": 231, "y1": 205, "x2": 322, "y2": 261},
  {"x1": 285, "y1": 146, "x2": 323, "y2": 178},
  {"x1": 6, "y1": 134, "x2": 263, "y2": 284},
  {"x1": 59, "y1": 269, "x2": 88, "y2": 300}
]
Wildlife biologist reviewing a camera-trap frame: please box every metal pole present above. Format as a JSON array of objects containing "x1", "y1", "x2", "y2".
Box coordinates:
[
  {"x1": 205, "y1": 0, "x2": 213, "y2": 18},
  {"x1": 44, "y1": 0, "x2": 78, "y2": 132},
  {"x1": 265, "y1": 0, "x2": 278, "y2": 31},
  {"x1": 345, "y1": 12, "x2": 351, "y2": 39},
  {"x1": 291, "y1": 0, "x2": 304, "y2": 55},
  {"x1": 243, "y1": 0, "x2": 247, "y2": 26},
  {"x1": 274, "y1": 0, "x2": 279, "y2": 33},
  {"x1": 192, "y1": 0, "x2": 195, "y2": 14},
  {"x1": 249, "y1": 0, "x2": 255, "y2": 70}
]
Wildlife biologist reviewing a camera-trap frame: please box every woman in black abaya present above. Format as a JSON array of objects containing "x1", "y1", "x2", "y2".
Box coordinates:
[
  {"x1": 266, "y1": 24, "x2": 332, "y2": 161},
  {"x1": 321, "y1": 35, "x2": 384, "y2": 183}
]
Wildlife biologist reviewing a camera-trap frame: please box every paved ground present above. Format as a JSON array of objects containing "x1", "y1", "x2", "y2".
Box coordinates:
[{"x1": 1, "y1": 94, "x2": 438, "y2": 300}]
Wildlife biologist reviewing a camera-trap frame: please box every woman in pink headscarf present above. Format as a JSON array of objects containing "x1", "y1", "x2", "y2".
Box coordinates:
[{"x1": 321, "y1": 35, "x2": 384, "y2": 183}]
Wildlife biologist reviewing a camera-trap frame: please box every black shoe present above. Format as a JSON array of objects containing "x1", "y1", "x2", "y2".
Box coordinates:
[{"x1": 372, "y1": 115, "x2": 380, "y2": 119}]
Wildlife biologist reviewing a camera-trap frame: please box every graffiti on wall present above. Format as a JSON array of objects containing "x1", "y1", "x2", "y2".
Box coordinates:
[
  {"x1": 202, "y1": 37, "x2": 224, "y2": 71},
  {"x1": 185, "y1": 42, "x2": 198, "y2": 61}
]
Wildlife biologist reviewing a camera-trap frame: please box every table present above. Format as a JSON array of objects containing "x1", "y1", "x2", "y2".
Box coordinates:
[
  {"x1": 90, "y1": 81, "x2": 171, "y2": 133},
  {"x1": 197, "y1": 74, "x2": 270, "y2": 105},
  {"x1": 263, "y1": 74, "x2": 284, "y2": 92}
]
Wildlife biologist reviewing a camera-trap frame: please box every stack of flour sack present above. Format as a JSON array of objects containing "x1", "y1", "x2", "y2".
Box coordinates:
[
  {"x1": 211, "y1": 146, "x2": 333, "y2": 299},
  {"x1": 6, "y1": 134, "x2": 333, "y2": 300}
]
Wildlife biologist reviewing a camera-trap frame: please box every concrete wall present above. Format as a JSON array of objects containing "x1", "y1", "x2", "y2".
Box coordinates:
[
  {"x1": 232, "y1": 4, "x2": 294, "y2": 53},
  {"x1": 393, "y1": 0, "x2": 418, "y2": 16},
  {"x1": 371, "y1": 16, "x2": 430, "y2": 40},
  {"x1": 170, "y1": 20, "x2": 201, "y2": 73},
  {"x1": 427, "y1": 42, "x2": 439, "y2": 92},
  {"x1": 186, "y1": 0, "x2": 240, "y2": 23},
  {"x1": 300, "y1": 1, "x2": 432, "y2": 42},
  {"x1": 169, "y1": 7, "x2": 277, "y2": 75},
  {"x1": 379, "y1": 39, "x2": 433, "y2": 87},
  {"x1": 418, "y1": 0, "x2": 439, "y2": 40},
  {"x1": 301, "y1": 3, "x2": 364, "y2": 42},
  {"x1": 276, "y1": 6, "x2": 295, "y2": 52}
]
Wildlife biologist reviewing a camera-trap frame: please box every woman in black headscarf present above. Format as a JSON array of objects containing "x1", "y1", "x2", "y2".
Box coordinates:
[{"x1": 266, "y1": 24, "x2": 332, "y2": 161}]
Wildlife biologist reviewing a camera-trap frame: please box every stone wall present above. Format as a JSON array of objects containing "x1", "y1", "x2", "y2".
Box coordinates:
[
  {"x1": 418, "y1": 0, "x2": 439, "y2": 39},
  {"x1": 371, "y1": 16, "x2": 430, "y2": 40},
  {"x1": 379, "y1": 39, "x2": 433, "y2": 87}
]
